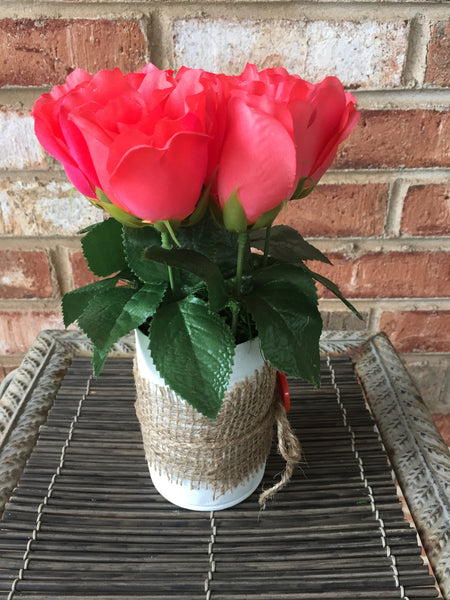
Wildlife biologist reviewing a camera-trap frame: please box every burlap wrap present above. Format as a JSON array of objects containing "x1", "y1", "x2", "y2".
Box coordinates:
[{"x1": 134, "y1": 361, "x2": 277, "y2": 498}]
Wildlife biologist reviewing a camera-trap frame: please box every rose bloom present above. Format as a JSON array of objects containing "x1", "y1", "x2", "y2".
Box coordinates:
[
  {"x1": 32, "y1": 65, "x2": 224, "y2": 223},
  {"x1": 213, "y1": 64, "x2": 360, "y2": 225}
]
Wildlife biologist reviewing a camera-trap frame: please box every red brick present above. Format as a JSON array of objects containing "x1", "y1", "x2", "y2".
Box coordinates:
[
  {"x1": 0, "y1": 19, "x2": 147, "y2": 86},
  {"x1": 334, "y1": 110, "x2": 450, "y2": 170},
  {"x1": 380, "y1": 310, "x2": 450, "y2": 353},
  {"x1": 313, "y1": 251, "x2": 450, "y2": 299},
  {"x1": 276, "y1": 184, "x2": 388, "y2": 237},
  {"x1": 0, "y1": 310, "x2": 63, "y2": 354},
  {"x1": 432, "y1": 414, "x2": 450, "y2": 447},
  {"x1": 0, "y1": 250, "x2": 53, "y2": 299},
  {"x1": 70, "y1": 251, "x2": 100, "y2": 288},
  {"x1": 425, "y1": 22, "x2": 450, "y2": 87},
  {"x1": 401, "y1": 185, "x2": 450, "y2": 236}
]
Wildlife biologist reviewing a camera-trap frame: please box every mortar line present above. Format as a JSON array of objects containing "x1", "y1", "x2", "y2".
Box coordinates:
[
  {"x1": 384, "y1": 179, "x2": 410, "y2": 238},
  {"x1": 402, "y1": 13, "x2": 431, "y2": 88},
  {"x1": 0, "y1": 1, "x2": 448, "y2": 21}
]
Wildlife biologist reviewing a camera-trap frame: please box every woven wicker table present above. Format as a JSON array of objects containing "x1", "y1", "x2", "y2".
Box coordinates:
[{"x1": 0, "y1": 330, "x2": 449, "y2": 600}]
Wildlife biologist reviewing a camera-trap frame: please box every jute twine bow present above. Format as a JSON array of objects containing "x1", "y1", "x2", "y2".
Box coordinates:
[{"x1": 258, "y1": 397, "x2": 302, "y2": 506}]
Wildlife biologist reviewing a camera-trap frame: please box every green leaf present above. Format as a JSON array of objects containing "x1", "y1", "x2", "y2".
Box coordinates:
[
  {"x1": 176, "y1": 211, "x2": 249, "y2": 278},
  {"x1": 61, "y1": 276, "x2": 120, "y2": 327},
  {"x1": 81, "y1": 218, "x2": 127, "y2": 277},
  {"x1": 92, "y1": 347, "x2": 110, "y2": 376},
  {"x1": 78, "y1": 287, "x2": 136, "y2": 351},
  {"x1": 144, "y1": 246, "x2": 227, "y2": 312},
  {"x1": 243, "y1": 263, "x2": 322, "y2": 386},
  {"x1": 149, "y1": 297, "x2": 235, "y2": 419},
  {"x1": 250, "y1": 225, "x2": 332, "y2": 265},
  {"x1": 86, "y1": 282, "x2": 168, "y2": 375},
  {"x1": 304, "y1": 266, "x2": 364, "y2": 321},
  {"x1": 78, "y1": 222, "x2": 100, "y2": 235},
  {"x1": 123, "y1": 226, "x2": 169, "y2": 284},
  {"x1": 101, "y1": 283, "x2": 167, "y2": 349}
]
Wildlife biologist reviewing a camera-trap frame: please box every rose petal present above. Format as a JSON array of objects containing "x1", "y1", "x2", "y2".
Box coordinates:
[
  {"x1": 299, "y1": 77, "x2": 352, "y2": 181},
  {"x1": 216, "y1": 97, "x2": 297, "y2": 224},
  {"x1": 108, "y1": 131, "x2": 209, "y2": 222}
]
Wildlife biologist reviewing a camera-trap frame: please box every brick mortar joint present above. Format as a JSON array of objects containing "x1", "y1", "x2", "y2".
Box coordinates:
[
  {"x1": 2, "y1": 297, "x2": 448, "y2": 307},
  {"x1": 47, "y1": 247, "x2": 66, "y2": 300},
  {"x1": 402, "y1": 13, "x2": 431, "y2": 88},
  {"x1": 0, "y1": 7, "x2": 151, "y2": 20},
  {"x1": 319, "y1": 297, "x2": 450, "y2": 312},
  {"x1": 384, "y1": 179, "x2": 410, "y2": 237},
  {"x1": 3, "y1": 168, "x2": 450, "y2": 187},
  {"x1": 0, "y1": 299, "x2": 62, "y2": 310},
  {"x1": 1, "y1": 237, "x2": 449, "y2": 253},
  {"x1": 137, "y1": 14, "x2": 152, "y2": 64},
  {"x1": 0, "y1": 3, "x2": 449, "y2": 20},
  {"x1": 309, "y1": 239, "x2": 450, "y2": 254},
  {"x1": 3, "y1": 89, "x2": 450, "y2": 112},
  {"x1": 402, "y1": 350, "x2": 450, "y2": 355},
  {"x1": 0, "y1": 355, "x2": 25, "y2": 368},
  {"x1": 0, "y1": 237, "x2": 82, "y2": 247}
]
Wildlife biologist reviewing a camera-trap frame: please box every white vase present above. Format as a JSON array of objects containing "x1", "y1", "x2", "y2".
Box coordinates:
[{"x1": 134, "y1": 328, "x2": 275, "y2": 511}]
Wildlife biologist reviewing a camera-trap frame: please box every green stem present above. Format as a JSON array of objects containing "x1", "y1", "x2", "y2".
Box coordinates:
[
  {"x1": 161, "y1": 231, "x2": 175, "y2": 293},
  {"x1": 263, "y1": 225, "x2": 272, "y2": 267},
  {"x1": 231, "y1": 232, "x2": 248, "y2": 337},
  {"x1": 164, "y1": 220, "x2": 181, "y2": 247}
]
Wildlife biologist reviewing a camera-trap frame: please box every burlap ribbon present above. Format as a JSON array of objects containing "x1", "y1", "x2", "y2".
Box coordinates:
[{"x1": 134, "y1": 360, "x2": 301, "y2": 504}]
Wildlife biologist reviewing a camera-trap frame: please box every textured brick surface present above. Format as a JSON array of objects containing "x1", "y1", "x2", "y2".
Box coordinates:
[
  {"x1": 0, "y1": 310, "x2": 63, "y2": 354},
  {"x1": 425, "y1": 22, "x2": 450, "y2": 87},
  {"x1": 403, "y1": 354, "x2": 450, "y2": 414},
  {"x1": 0, "y1": 250, "x2": 53, "y2": 299},
  {"x1": 0, "y1": 180, "x2": 102, "y2": 236},
  {"x1": 0, "y1": 111, "x2": 47, "y2": 170},
  {"x1": 401, "y1": 185, "x2": 450, "y2": 236},
  {"x1": 0, "y1": 19, "x2": 147, "y2": 86},
  {"x1": 173, "y1": 19, "x2": 408, "y2": 87},
  {"x1": 432, "y1": 415, "x2": 450, "y2": 446},
  {"x1": 380, "y1": 310, "x2": 450, "y2": 353},
  {"x1": 321, "y1": 310, "x2": 368, "y2": 331},
  {"x1": 334, "y1": 110, "x2": 450, "y2": 169},
  {"x1": 314, "y1": 251, "x2": 450, "y2": 299},
  {"x1": 70, "y1": 250, "x2": 100, "y2": 288},
  {"x1": 277, "y1": 184, "x2": 388, "y2": 237}
]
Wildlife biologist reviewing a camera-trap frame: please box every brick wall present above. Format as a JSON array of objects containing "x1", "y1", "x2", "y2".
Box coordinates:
[{"x1": 0, "y1": 2, "x2": 449, "y2": 410}]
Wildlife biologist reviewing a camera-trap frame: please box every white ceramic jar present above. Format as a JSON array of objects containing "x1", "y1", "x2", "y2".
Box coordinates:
[{"x1": 134, "y1": 328, "x2": 270, "y2": 511}]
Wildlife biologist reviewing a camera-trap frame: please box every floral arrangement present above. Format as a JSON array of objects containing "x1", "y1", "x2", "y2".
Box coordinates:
[{"x1": 32, "y1": 63, "x2": 360, "y2": 419}]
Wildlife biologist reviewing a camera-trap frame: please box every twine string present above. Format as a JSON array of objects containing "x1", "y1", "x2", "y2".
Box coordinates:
[{"x1": 258, "y1": 399, "x2": 302, "y2": 506}]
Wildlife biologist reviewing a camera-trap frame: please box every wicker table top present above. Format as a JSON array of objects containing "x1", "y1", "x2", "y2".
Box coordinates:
[{"x1": 0, "y1": 331, "x2": 449, "y2": 599}]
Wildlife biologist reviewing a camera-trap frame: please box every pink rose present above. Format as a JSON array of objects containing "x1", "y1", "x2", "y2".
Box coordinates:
[
  {"x1": 173, "y1": 67, "x2": 227, "y2": 185},
  {"x1": 32, "y1": 65, "x2": 222, "y2": 223},
  {"x1": 32, "y1": 68, "x2": 98, "y2": 199},
  {"x1": 297, "y1": 76, "x2": 360, "y2": 185},
  {"x1": 213, "y1": 64, "x2": 359, "y2": 225}
]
